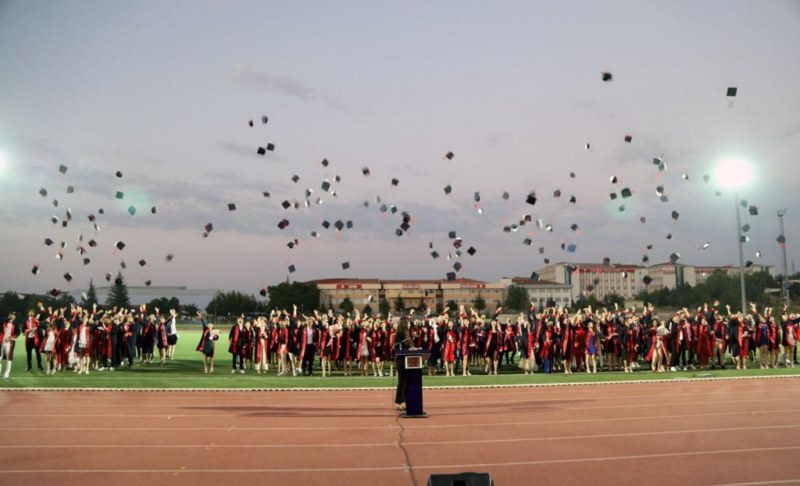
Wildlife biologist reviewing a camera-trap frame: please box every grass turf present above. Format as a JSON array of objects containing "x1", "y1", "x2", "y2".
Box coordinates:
[{"x1": 1, "y1": 329, "x2": 798, "y2": 389}]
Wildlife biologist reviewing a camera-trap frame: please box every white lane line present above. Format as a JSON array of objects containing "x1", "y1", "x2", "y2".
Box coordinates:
[
  {"x1": 710, "y1": 480, "x2": 800, "y2": 486},
  {"x1": 5, "y1": 408, "x2": 800, "y2": 431},
  {"x1": 568, "y1": 397, "x2": 798, "y2": 410},
  {"x1": 2, "y1": 424, "x2": 797, "y2": 449},
  {"x1": 2, "y1": 446, "x2": 799, "y2": 473}
]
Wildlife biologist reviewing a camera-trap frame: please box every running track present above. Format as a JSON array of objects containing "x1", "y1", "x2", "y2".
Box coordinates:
[{"x1": 1, "y1": 377, "x2": 800, "y2": 486}]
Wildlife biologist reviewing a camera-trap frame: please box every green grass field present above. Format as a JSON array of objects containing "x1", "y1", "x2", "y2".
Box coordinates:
[{"x1": 1, "y1": 329, "x2": 798, "y2": 389}]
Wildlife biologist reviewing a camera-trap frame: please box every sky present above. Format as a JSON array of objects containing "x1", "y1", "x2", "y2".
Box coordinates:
[{"x1": 1, "y1": 0, "x2": 799, "y2": 296}]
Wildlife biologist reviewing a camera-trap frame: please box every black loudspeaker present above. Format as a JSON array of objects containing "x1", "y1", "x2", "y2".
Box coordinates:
[{"x1": 427, "y1": 472, "x2": 493, "y2": 486}]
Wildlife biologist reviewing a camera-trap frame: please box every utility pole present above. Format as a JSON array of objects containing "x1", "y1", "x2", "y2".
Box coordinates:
[{"x1": 778, "y1": 209, "x2": 790, "y2": 306}]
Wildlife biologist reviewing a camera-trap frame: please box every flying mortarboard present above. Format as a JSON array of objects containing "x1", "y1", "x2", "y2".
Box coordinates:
[
  {"x1": 701, "y1": 242, "x2": 711, "y2": 250},
  {"x1": 569, "y1": 172, "x2": 575, "y2": 178},
  {"x1": 58, "y1": 164, "x2": 68, "y2": 174},
  {"x1": 362, "y1": 167, "x2": 371, "y2": 176},
  {"x1": 602, "y1": 71, "x2": 613, "y2": 82},
  {"x1": 745, "y1": 260, "x2": 753, "y2": 268},
  {"x1": 138, "y1": 259, "x2": 146, "y2": 267},
  {"x1": 444, "y1": 185, "x2": 452, "y2": 195},
  {"x1": 66, "y1": 185, "x2": 75, "y2": 194},
  {"x1": 526, "y1": 193, "x2": 537, "y2": 205},
  {"x1": 277, "y1": 219, "x2": 290, "y2": 230},
  {"x1": 204, "y1": 223, "x2": 213, "y2": 233},
  {"x1": 391, "y1": 178, "x2": 399, "y2": 186},
  {"x1": 727, "y1": 87, "x2": 737, "y2": 97},
  {"x1": 523, "y1": 238, "x2": 532, "y2": 246},
  {"x1": 63, "y1": 272, "x2": 73, "y2": 283},
  {"x1": 453, "y1": 262, "x2": 462, "y2": 272},
  {"x1": 474, "y1": 192, "x2": 480, "y2": 202},
  {"x1": 288, "y1": 265, "x2": 296, "y2": 273},
  {"x1": 749, "y1": 206, "x2": 758, "y2": 216},
  {"x1": 777, "y1": 235, "x2": 786, "y2": 244},
  {"x1": 431, "y1": 251, "x2": 440, "y2": 259},
  {"x1": 115, "y1": 191, "x2": 124, "y2": 199},
  {"x1": 257, "y1": 147, "x2": 266, "y2": 155},
  {"x1": 31, "y1": 264, "x2": 39, "y2": 275},
  {"x1": 671, "y1": 210, "x2": 679, "y2": 221},
  {"x1": 502, "y1": 191, "x2": 510, "y2": 200},
  {"x1": 610, "y1": 176, "x2": 618, "y2": 184},
  {"x1": 445, "y1": 151, "x2": 454, "y2": 160},
  {"x1": 610, "y1": 192, "x2": 617, "y2": 200},
  {"x1": 640, "y1": 216, "x2": 646, "y2": 223},
  {"x1": 83, "y1": 257, "x2": 90, "y2": 265},
  {"x1": 669, "y1": 252, "x2": 680, "y2": 264},
  {"x1": 446, "y1": 272, "x2": 456, "y2": 281},
  {"x1": 642, "y1": 254, "x2": 650, "y2": 263},
  {"x1": 321, "y1": 180, "x2": 331, "y2": 192},
  {"x1": 49, "y1": 289, "x2": 61, "y2": 297},
  {"x1": 570, "y1": 223, "x2": 578, "y2": 231},
  {"x1": 624, "y1": 135, "x2": 632, "y2": 143},
  {"x1": 742, "y1": 223, "x2": 751, "y2": 233},
  {"x1": 566, "y1": 243, "x2": 577, "y2": 253},
  {"x1": 39, "y1": 187, "x2": 48, "y2": 197},
  {"x1": 569, "y1": 195, "x2": 576, "y2": 204},
  {"x1": 553, "y1": 189, "x2": 561, "y2": 198},
  {"x1": 621, "y1": 188, "x2": 632, "y2": 198},
  {"x1": 53, "y1": 199, "x2": 59, "y2": 207},
  {"x1": 321, "y1": 158, "x2": 329, "y2": 167},
  {"x1": 261, "y1": 115, "x2": 268, "y2": 124},
  {"x1": 166, "y1": 253, "x2": 174, "y2": 262},
  {"x1": 334, "y1": 220, "x2": 344, "y2": 231},
  {"x1": 259, "y1": 288, "x2": 267, "y2": 297},
  {"x1": 467, "y1": 247, "x2": 476, "y2": 256},
  {"x1": 266, "y1": 143, "x2": 275, "y2": 151},
  {"x1": 248, "y1": 120, "x2": 254, "y2": 127},
  {"x1": 44, "y1": 238, "x2": 54, "y2": 246},
  {"x1": 227, "y1": 203, "x2": 237, "y2": 211},
  {"x1": 341, "y1": 261, "x2": 350, "y2": 270},
  {"x1": 322, "y1": 220, "x2": 330, "y2": 229}
]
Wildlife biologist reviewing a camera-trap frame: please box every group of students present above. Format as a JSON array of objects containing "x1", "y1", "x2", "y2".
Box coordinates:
[
  {"x1": 194, "y1": 301, "x2": 800, "y2": 377},
  {"x1": 0, "y1": 303, "x2": 179, "y2": 378}
]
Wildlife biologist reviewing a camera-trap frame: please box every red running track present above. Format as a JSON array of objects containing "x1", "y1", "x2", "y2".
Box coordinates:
[{"x1": 1, "y1": 378, "x2": 800, "y2": 486}]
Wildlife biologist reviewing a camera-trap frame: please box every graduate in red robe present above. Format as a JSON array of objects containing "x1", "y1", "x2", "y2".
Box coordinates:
[{"x1": 443, "y1": 320, "x2": 457, "y2": 377}]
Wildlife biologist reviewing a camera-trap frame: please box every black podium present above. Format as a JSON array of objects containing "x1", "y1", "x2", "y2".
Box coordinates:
[{"x1": 397, "y1": 348, "x2": 431, "y2": 418}]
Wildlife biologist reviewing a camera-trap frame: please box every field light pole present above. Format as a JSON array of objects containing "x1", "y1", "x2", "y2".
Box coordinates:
[{"x1": 715, "y1": 159, "x2": 753, "y2": 314}]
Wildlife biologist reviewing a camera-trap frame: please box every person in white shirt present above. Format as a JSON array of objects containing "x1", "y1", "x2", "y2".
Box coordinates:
[
  {"x1": 166, "y1": 309, "x2": 179, "y2": 360},
  {"x1": 1, "y1": 312, "x2": 18, "y2": 378}
]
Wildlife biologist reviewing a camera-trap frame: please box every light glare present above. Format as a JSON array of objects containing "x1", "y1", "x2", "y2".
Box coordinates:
[{"x1": 714, "y1": 159, "x2": 753, "y2": 189}]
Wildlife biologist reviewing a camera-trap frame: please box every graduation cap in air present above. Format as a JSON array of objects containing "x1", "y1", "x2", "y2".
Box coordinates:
[
  {"x1": 467, "y1": 247, "x2": 476, "y2": 256},
  {"x1": 259, "y1": 288, "x2": 268, "y2": 297},
  {"x1": 341, "y1": 261, "x2": 350, "y2": 270},
  {"x1": 610, "y1": 192, "x2": 618, "y2": 200},
  {"x1": 125, "y1": 206, "x2": 135, "y2": 216},
  {"x1": 603, "y1": 257, "x2": 611, "y2": 265},
  {"x1": 444, "y1": 185, "x2": 452, "y2": 195},
  {"x1": 83, "y1": 257, "x2": 90, "y2": 265},
  {"x1": 526, "y1": 193, "x2": 537, "y2": 205},
  {"x1": 445, "y1": 151, "x2": 454, "y2": 160},
  {"x1": 749, "y1": 206, "x2": 758, "y2": 216},
  {"x1": 448, "y1": 230, "x2": 457, "y2": 239},
  {"x1": 640, "y1": 216, "x2": 646, "y2": 224},
  {"x1": 703, "y1": 174, "x2": 710, "y2": 183},
  {"x1": 227, "y1": 203, "x2": 237, "y2": 211},
  {"x1": 602, "y1": 71, "x2": 613, "y2": 82},
  {"x1": 755, "y1": 249, "x2": 762, "y2": 258},
  {"x1": 66, "y1": 186, "x2": 75, "y2": 194},
  {"x1": 745, "y1": 260, "x2": 754, "y2": 268},
  {"x1": 585, "y1": 143, "x2": 591, "y2": 150},
  {"x1": 138, "y1": 259, "x2": 147, "y2": 267},
  {"x1": 642, "y1": 254, "x2": 650, "y2": 263},
  {"x1": 610, "y1": 176, "x2": 618, "y2": 184},
  {"x1": 63, "y1": 272, "x2": 73, "y2": 283},
  {"x1": 642, "y1": 275, "x2": 653, "y2": 285},
  {"x1": 145, "y1": 280, "x2": 152, "y2": 287},
  {"x1": 58, "y1": 164, "x2": 68, "y2": 174},
  {"x1": 570, "y1": 223, "x2": 579, "y2": 231},
  {"x1": 700, "y1": 242, "x2": 711, "y2": 250},
  {"x1": 742, "y1": 223, "x2": 751, "y2": 233},
  {"x1": 740, "y1": 235, "x2": 750, "y2": 243},
  {"x1": 646, "y1": 244, "x2": 653, "y2": 250},
  {"x1": 281, "y1": 200, "x2": 291, "y2": 210},
  {"x1": 621, "y1": 188, "x2": 632, "y2": 198},
  {"x1": 150, "y1": 207, "x2": 157, "y2": 214},
  {"x1": 431, "y1": 251, "x2": 440, "y2": 259},
  {"x1": 671, "y1": 210, "x2": 680, "y2": 221},
  {"x1": 569, "y1": 195, "x2": 576, "y2": 204},
  {"x1": 545, "y1": 224, "x2": 554, "y2": 232},
  {"x1": 346, "y1": 220, "x2": 354, "y2": 229},
  {"x1": 453, "y1": 262, "x2": 462, "y2": 272},
  {"x1": 334, "y1": 175, "x2": 341, "y2": 183},
  {"x1": 502, "y1": 191, "x2": 510, "y2": 200},
  {"x1": 553, "y1": 189, "x2": 561, "y2": 198},
  {"x1": 681, "y1": 172, "x2": 689, "y2": 180},
  {"x1": 262, "y1": 191, "x2": 271, "y2": 198},
  {"x1": 665, "y1": 233, "x2": 673, "y2": 240},
  {"x1": 257, "y1": 147, "x2": 266, "y2": 155},
  {"x1": 248, "y1": 120, "x2": 254, "y2": 127},
  {"x1": 277, "y1": 219, "x2": 290, "y2": 230},
  {"x1": 523, "y1": 238, "x2": 532, "y2": 246},
  {"x1": 98, "y1": 208, "x2": 105, "y2": 215},
  {"x1": 321, "y1": 179, "x2": 331, "y2": 192},
  {"x1": 569, "y1": 172, "x2": 576, "y2": 178},
  {"x1": 44, "y1": 238, "x2": 54, "y2": 246},
  {"x1": 727, "y1": 87, "x2": 737, "y2": 97},
  {"x1": 204, "y1": 223, "x2": 213, "y2": 234},
  {"x1": 49, "y1": 289, "x2": 61, "y2": 297},
  {"x1": 624, "y1": 135, "x2": 632, "y2": 143},
  {"x1": 669, "y1": 252, "x2": 680, "y2": 264},
  {"x1": 105, "y1": 272, "x2": 113, "y2": 282},
  {"x1": 53, "y1": 199, "x2": 59, "y2": 207},
  {"x1": 362, "y1": 167, "x2": 371, "y2": 176},
  {"x1": 166, "y1": 253, "x2": 174, "y2": 262},
  {"x1": 446, "y1": 272, "x2": 456, "y2": 281},
  {"x1": 391, "y1": 178, "x2": 399, "y2": 186},
  {"x1": 115, "y1": 241, "x2": 126, "y2": 251},
  {"x1": 474, "y1": 192, "x2": 480, "y2": 202},
  {"x1": 566, "y1": 243, "x2": 577, "y2": 253},
  {"x1": 266, "y1": 143, "x2": 275, "y2": 151},
  {"x1": 50, "y1": 216, "x2": 58, "y2": 224},
  {"x1": 39, "y1": 187, "x2": 48, "y2": 197},
  {"x1": 114, "y1": 276, "x2": 123, "y2": 286},
  {"x1": 55, "y1": 251, "x2": 63, "y2": 260},
  {"x1": 334, "y1": 220, "x2": 345, "y2": 231},
  {"x1": 395, "y1": 228, "x2": 404, "y2": 237},
  {"x1": 261, "y1": 115, "x2": 269, "y2": 124},
  {"x1": 777, "y1": 235, "x2": 786, "y2": 244},
  {"x1": 321, "y1": 220, "x2": 330, "y2": 229},
  {"x1": 321, "y1": 158, "x2": 329, "y2": 167},
  {"x1": 31, "y1": 264, "x2": 40, "y2": 275},
  {"x1": 115, "y1": 191, "x2": 124, "y2": 199}
]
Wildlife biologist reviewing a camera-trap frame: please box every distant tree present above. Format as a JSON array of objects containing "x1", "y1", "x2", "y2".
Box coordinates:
[
  {"x1": 319, "y1": 303, "x2": 328, "y2": 314},
  {"x1": 417, "y1": 300, "x2": 428, "y2": 314},
  {"x1": 106, "y1": 271, "x2": 131, "y2": 309},
  {"x1": 147, "y1": 296, "x2": 180, "y2": 313},
  {"x1": 362, "y1": 304, "x2": 373, "y2": 316},
  {"x1": 82, "y1": 279, "x2": 99, "y2": 308},
  {"x1": 602, "y1": 293, "x2": 625, "y2": 309},
  {"x1": 473, "y1": 293, "x2": 486, "y2": 312},
  {"x1": 504, "y1": 285, "x2": 529, "y2": 312},
  {"x1": 339, "y1": 297, "x2": 355, "y2": 314},
  {"x1": 182, "y1": 303, "x2": 199, "y2": 316},
  {"x1": 378, "y1": 299, "x2": 391, "y2": 317},
  {"x1": 394, "y1": 296, "x2": 406, "y2": 312},
  {"x1": 435, "y1": 302, "x2": 445, "y2": 315},
  {"x1": 265, "y1": 282, "x2": 320, "y2": 313},
  {"x1": 206, "y1": 291, "x2": 262, "y2": 316},
  {"x1": 446, "y1": 300, "x2": 458, "y2": 314}
]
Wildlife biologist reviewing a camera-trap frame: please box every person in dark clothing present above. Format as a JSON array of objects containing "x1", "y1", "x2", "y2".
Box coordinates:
[{"x1": 394, "y1": 317, "x2": 411, "y2": 411}]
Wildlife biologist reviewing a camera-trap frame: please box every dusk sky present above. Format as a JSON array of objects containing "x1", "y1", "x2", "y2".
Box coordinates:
[{"x1": 1, "y1": 0, "x2": 799, "y2": 296}]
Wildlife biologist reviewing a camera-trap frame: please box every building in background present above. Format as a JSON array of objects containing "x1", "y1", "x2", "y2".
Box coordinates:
[
  {"x1": 645, "y1": 262, "x2": 775, "y2": 291},
  {"x1": 535, "y1": 262, "x2": 643, "y2": 302},
  {"x1": 499, "y1": 277, "x2": 573, "y2": 307}
]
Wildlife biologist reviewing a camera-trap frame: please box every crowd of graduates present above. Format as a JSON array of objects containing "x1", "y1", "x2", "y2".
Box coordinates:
[{"x1": 2, "y1": 300, "x2": 798, "y2": 379}]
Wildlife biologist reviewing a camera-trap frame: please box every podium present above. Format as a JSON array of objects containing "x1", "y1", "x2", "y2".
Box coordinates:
[{"x1": 397, "y1": 349, "x2": 431, "y2": 418}]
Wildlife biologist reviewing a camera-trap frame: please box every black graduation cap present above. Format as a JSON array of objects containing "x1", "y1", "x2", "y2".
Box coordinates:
[
  {"x1": 334, "y1": 174, "x2": 341, "y2": 183},
  {"x1": 642, "y1": 275, "x2": 653, "y2": 285},
  {"x1": 204, "y1": 223, "x2": 213, "y2": 233},
  {"x1": 624, "y1": 135, "x2": 632, "y2": 143},
  {"x1": 227, "y1": 203, "x2": 237, "y2": 211},
  {"x1": 277, "y1": 219, "x2": 290, "y2": 230},
  {"x1": 569, "y1": 195, "x2": 576, "y2": 204},
  {"x1": 151, "y1": 206, "x2": 157, "y2": 214},
  {"x1": 248, "y1": 120, "x2": 254, "y2": 127},
  {"x1": 444, "y1": 151, "x2": 455, "y2": 160},
  {"x1": 642, "y1": 254, "x2": 650, "y2": 263},
  {"x1": 742, "y1": 223, "x2": 751, "y2": 233},
  {"x1": 545, "y1": 224, "x2": 553, "y2": 232},
  {"x1": 114, "y1": 276, "x2": 123, "y2": 285},
  {"x1": 341, "y1": 261, "x2": 350, "y2": 270},
  {"x1": 570, "y1": 223, "x2": 579, "y2": 231},
  {"x1": 261, "y1": 115, "x2": 268, "y2": 124},
  {"x1": 362, "y1": 167, "x2": 371, "y2": 176},
  {"x1": 55, "y1": 251, "x2": 63, "y2": 260},
  {"x1": 259, "y1": 288, "x2": 267, "y2": 297},
  {"x1": 777, "y1": 235, "x2": 786, "y2": 244},
  {"x1": 671, "y1": 210, "x2": 679, "y2": 221},
  {"x1": 83, "y1": 257, "x2": 90, "y2": 265},
  {"x1": 334, "y1": 220, "x2": 345, "y2": 231},
  {"x1": 31, "y1": 264, "x2": 40, "y2": 275},
  {"x1": 66, "y1": 185, "x2": 75, "y2": 194},
  {"x1": 395, "y1": 228, "x2": 404, "y2": 237},
  {"x1": 727, "y1": 87, "x2": 737, "y2": 97},
  {"x1": 669, "y1": 252, "x2": 680, "y2": 263},
  {"x1": 262, "y1": 191, "x2": 271, "y2": 198},
  {"x1": 502, "y1": 191, "x2": 510, "y2": 200},
  {"x1": 321, "y1": 158, "x2": 329, "y2": 167},
  {"x1": 553, "y1": 189, "x2": 561, "y2": 198},
  {"x1": 58, "y1": 164, "x2": 68, "y2": 174},
  {"x1": 114, "y1": 170, "x2": 123, "y2": 178},
  {"x1": 39, "y1": 187, "x2": 48, "y2": 197},
  {"x1": 474, "y1": 192, "x2": 480, "y2": 202},
  {"x1": 115, "y1": 241, "x2": 126, "y2": 251},
  {"x1": 453, "y1": 238, "x2": 463, "y2": 249},
  {"x1": 448, "y1": 230, "x2": 457, "y2": 239},
  {"x1": 610, "y1": 176, "x2": 618, "y2": 184},
  {"x1": 321, "y1": 180, "x2": 331, "y2": 192},
  {"x1": 266, "y1": 143, "x2": 275, "y2": 151},
  {"x1": 467, "y1": 247, "x2": 476, "y2": 256},
  {"x1": 640, "y1": 216, "x2": 647, "y2": 224},
  {"x1": 444, "y1": 185, "x2": 452, "y2": 195},
  {"x1": 287, "y1": 241, "x2": 295, "y2": 249},
  {"x1": 115, "y1": 191, "x2": 124, "y2": 199},
  {"x1": 665, "y1": 233, "x2": 673, "y2": 240},
  {"x1": 281, "y1": 200, "x2": 291, "y2": 209},
  {"x1": 53, "y1": 199, "x2": 59, "y2": 207},
  {"x1": 446, "y1": 272, "x2": 456, "y2": 281},
  {"x1": 166, "y1": 253, "x2": 174, "y2": 262},
  {"x1": 346, "y1": 220, "x2": 354, "y2": 229},
  {"x1": 63, "y1": 272, "x2": 73, "y2": 283},
  {"x1": 453, "y1": 262, "x2": 462, "y2": 272},
  {"x1": 544, "y1": 258, "x2": 551, "y2": 264},
  {"x1": 98, "y1": 208, "x2": 104, "y2": 215},
  {"x1": 526, "y1": 193, "x2": 537, "y2": 205},
  {"x1": 569, "y1": 172, "x2": 575, "y2": 178},
  {"x1": 567, "y1": 243, "x2": 577, "y2": 253},
  {"x1": 431, "y1": 251, "x2": 440, "y2": 259},
  {"x1": 523, "y1": 238, "x2": 532, "y2": 246},
  {"x1": 530, "y1": 271, "x2": 540, "y2": 281},
  {"x1": 105, "y1": 272, "x2": 112, "y2": 282},
  {"x1": 603, "y1": 257, "x2": 611, "y2": 265},
  {"x1": 745, "y1": 260, "x2": 753, "y2": 268},
  {"x1": 602, "y1": 71, "x2": 613, "y2": 82},
  {"x1": 257, "y1": 147, "x2": 266, "y2": 155},
  {"x1": 145, "y1": 280, "x2": 152, "y2": 287},
  {"x1": 49, "y1": 288, "x2": 61, "y2": 297},
  {"x1": 138, "y1": 259, "x2": 147, "y2": 267},
  {"x1": 126, "y1": 205, "x2": 136, "y2": 216},
  {"x1": 749, "y1": 206, "x2": 758, "y2": 216},
  {"x1": 44, "y1": 238, "x2": 54, "y2": 246},
  {"x1": 621, "y1": 188, "x2": 632, "y2": 198},
  {"x1": 391, "y1": 178, "x2": 399, "y2": 186},
  {"x1": 609, "y1": 192, "x2": 618, "y2": 200},
  {"x1": 502, "y1": 226, "x2": 511, "y2": 233},
  {"x1": 322, "y1": 220, "x2": 330, "y2": 229}
]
